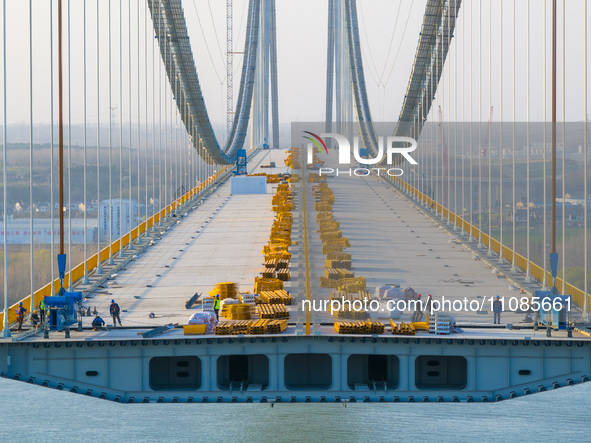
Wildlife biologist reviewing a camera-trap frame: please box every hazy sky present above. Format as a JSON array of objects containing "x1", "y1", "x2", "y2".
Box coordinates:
[{"x1": 1, "y1": 0, "x2": 590, "y2": 135}]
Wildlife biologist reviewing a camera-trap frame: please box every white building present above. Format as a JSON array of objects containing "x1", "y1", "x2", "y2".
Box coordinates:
[{"x1": 99, "y1": 199, "x2": 138, "y2": 241}]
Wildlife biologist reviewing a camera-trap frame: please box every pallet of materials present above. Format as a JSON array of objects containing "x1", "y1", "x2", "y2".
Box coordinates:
[
  {"x1": 257, "y1": 303, "x2": 289, "y2": 319},
  {"x1": 276, "y1": 268, "x2": 290, "y2": 281},
  {"x1": 202, "y1": 297, "x2": 215, "y2": 312},
  {"x1": 261, "y1": 268, "x2": 275, "y2": 279},
  {"x1": 324, "y1": 259, "x2": 352, "y2": 270},
  {"x1": 221, "y1": 303, "x2": 251, "y2": 320},
  {"x1": 335, "y1": 277, "x2": 366, "y2": 292},
  {"x1": 267, "y1": 319, "x2": 288, "y2": 334},
  {"x1": 334, "y1": 320, "x2": 384, "y2": 335},
  {"x1": 320, "y1": 276, "x2": 338, "y2": 288},
  {"x1": 208, "y1": 282, "x2": 237, "y2": 300},
  {"x1": 254, "y1": 277, "x2": 283, "y2": 293},
  {"x1": 390, "y1": 320, "x2": 416, "y2": 336},
  {"x1": 248, "y1": 319, "x2": 270, "y2": 334},
  {"x1": 239, "y1": 292, "x2": 256, "y2": 305},
  {"x1": 214, "y1": 321, "x2": 234, "y2": 335},
  {"x1": 326, "y1": 251, "x2": 351, "y2": 261},
  {"x1": 319, "y1": 230, "x2": 343, "y2": 242},
  {"x1": 333, "y1": 308, "x2": 369, "y2": 320},
  {"x1": 317, "y1": 211, "x2": 333, "y2": 221}
]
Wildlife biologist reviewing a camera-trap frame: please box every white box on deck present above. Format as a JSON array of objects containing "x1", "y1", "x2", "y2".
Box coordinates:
[{"x1": 230, "y1": 176, "x2": 267, "y2": 195}]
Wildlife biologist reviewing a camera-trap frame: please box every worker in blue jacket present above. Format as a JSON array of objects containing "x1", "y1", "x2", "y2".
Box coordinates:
[
  {"x1": 92, "y1": 314, "x2": 106, "y2": 331},
  {"x1": 110, "y1": 299, "x2": 122, "y2": 327},
  {"x1": 16, "y1": 302, "x2": 27, "y2": 332},
  {"x1": 493, "y1": 296, "x2": 502, "y2": 324}
]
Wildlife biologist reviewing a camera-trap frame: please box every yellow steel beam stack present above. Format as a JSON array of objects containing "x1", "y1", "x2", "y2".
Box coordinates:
[
  {"x1": 214, "y1": 319, "x2": 289, "y2": 335},
  {"x1": 389, "y1": 320, "x2": 417, "y2": 336},
  {"x1": 248, "y1": 319, "x2": 270, "y2": 334},
  {"x1": 256, "y1": 180, "x2": 296, "y2": 298},
  {"x1": 208, "y1": 282, "x2": 238, "y2": 300},
  {"x1": 284, "y1": 147, "x2": 301, "y2": 170},
  {"x1": 267, "y1": 319, "x2": 288, "y2": 333},
  {"x1": 220, "y1": 303, "x2": 251, "y2": 320},
  {"x1": 334, "y1": 320, "x2": 385, "y2": 335},
  {"x1": 257, "y1": 303, "x2": 289, "y2": 319}
]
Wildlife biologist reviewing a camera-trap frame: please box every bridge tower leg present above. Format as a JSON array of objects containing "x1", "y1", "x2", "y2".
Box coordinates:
[{"x1": 252, "y1": 0, "x2": 279, "y2": 150}]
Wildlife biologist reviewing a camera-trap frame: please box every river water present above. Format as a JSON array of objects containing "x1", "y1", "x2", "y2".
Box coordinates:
[{"x1": 1, "y1": 377, "x2": 589, "y2": 442}]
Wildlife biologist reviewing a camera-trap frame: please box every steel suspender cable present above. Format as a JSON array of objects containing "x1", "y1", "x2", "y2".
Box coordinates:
[
  {"x1": 499, "y1": 0, "x2": 504, "y2": 264},
  {"x1": 158, "y1": 5, "x2": 162, "y2": 227},
  {"x1": 83, "y1": 0, "x2": 89, "y2": 284},
  {"x1": 2, "y1": 0, "x2": 8, "y2": 336},
  {"x1": 108, "y1": 0, "x2": 113, "y2": 265},
  {"x1": 164, "y1": 18, "x2": 168, "y2": 222},
  {"x1": 137, "y1": 0, "x2": 141, "y2": 239},
  {"x1": 67, "y1": 0, "x2": 72, "y2": 287},
  {"x1": 131, "y1": 0, "x2": 140, "y2": 250},
  {"x1": 584, "y1": 0, "x2": 588, "y2": 319},
  {"x1": 447, "y1": 1, "x2": 451, "y2": 223},
  {"x1": 50, "y1": 0, "x2": 55, "y2": 291},
  {"x1": 454, "y1": 0, "x2": 458, "y2": 227},
  {"x1": 512, "y1": 1, "x2": 516, "y2": 274},
  {"x1": 29, "y1": 0, "x2": 34, "y2": 309},
  {"x1": 462, "y1": 2, "x2": 465, "y2": 232},
  {"x1": 119, "y1": 0, "x2": 124, "y2": 258},
  {"x1": 526, "y1": 0, "x2": 531, "y2": 281},
  {"x1": 96, "y1": 0, "x2": 102, "y2": 275},
  {"x1": 478, "y1": 0, "x2": 482, "y2": 247},
  {"x1": 436, "y1": 13, "x2": 440, "y2": 211},
  {"x1": 487, "y1": 0, "x2": 492, "y2": 256},
  {"x1": 145, "y1": 2, "x2": 149, "y2": 226},
  {"x1": 58, "y1": 0, "x2": 64, "y2": 263},
  {"x1": 469, "y1": 1, "x2": 473, "y2": 240},
  {"x1": 152, "y1": 9, "x2": 156, "y2": 231},
  {"x1": 174, "y1": 74, "x2": 178, "y2": 208},
  {"x1": 542, "y1": 0, "x2": 552, "y2": 290},
  {"x1": 561, "y1": 0, "x2": 565, "y2": 293}
]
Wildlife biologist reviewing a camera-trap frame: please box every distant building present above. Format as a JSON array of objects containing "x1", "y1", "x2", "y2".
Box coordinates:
[
  {"x1": 0, "y1": 218, "x2": 97, "y2": 244},
  {"x1": 99, "y1": 199, "x2": 138, "y2": 241}
]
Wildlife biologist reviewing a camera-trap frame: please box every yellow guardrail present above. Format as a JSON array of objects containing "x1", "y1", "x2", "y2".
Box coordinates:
[
  {"x1": 384, "y1": 174, "x2": 591, "y2": 313},
  {"x1": 0, "y1": 164, "x2": 232, "y2": 328}
]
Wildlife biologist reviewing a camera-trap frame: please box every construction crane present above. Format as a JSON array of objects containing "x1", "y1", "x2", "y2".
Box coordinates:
[
  {"x1": 438, "y1": 106, "x2": 448, "y2": 207},
  {"x1": 481, "y1": 106, "x2": 494, "y2": 178}
]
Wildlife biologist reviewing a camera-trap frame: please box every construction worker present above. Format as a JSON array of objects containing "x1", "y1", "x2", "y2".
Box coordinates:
[
  {"x1": 39, "y1": 297, "x2": 45, "y2": 324},
  {"x1": 214, "y1": 294, "x2": 221, "y2": 320},
  {"x1": 493, "y1": 295, "x2": 502, "y2": 324},
  {"x1": 16, "y1": 302, "x2": 27, "y2": 332},
  {"x1": 412, "y1": 294, "x2": 423, "y2": 322},
  {"x1": 30, "y1": 310, "x2": 40, "y2": 329},
  {"x1": 424, "y1": 294, "x2": 432, "y2": 314},
  {"x1": 92, "y1": 314, "x2": 105, "y2": 331},
  {"x1": 110, "y1": 299, "x2": 122, "y2": 327}
]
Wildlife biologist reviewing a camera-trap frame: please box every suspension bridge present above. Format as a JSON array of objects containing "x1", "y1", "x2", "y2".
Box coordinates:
[{"x1": 0, "y1": 0, "x2": 589, "y2": 403}]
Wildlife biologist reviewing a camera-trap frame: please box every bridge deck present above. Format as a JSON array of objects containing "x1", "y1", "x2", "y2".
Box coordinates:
[{"x1": 4, "y1": 149, "x2": 585, "y2": 343}]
